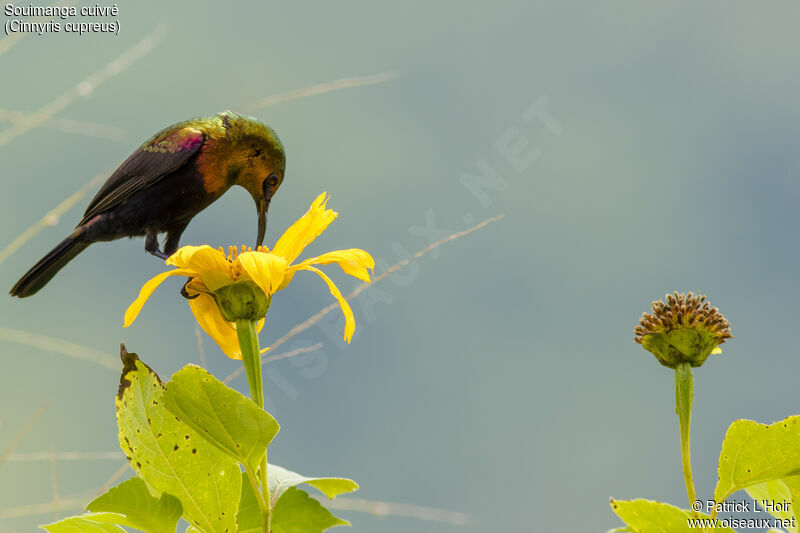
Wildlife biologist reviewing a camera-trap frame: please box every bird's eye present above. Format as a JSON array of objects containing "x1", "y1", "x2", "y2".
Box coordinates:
[{"x1": 265, "y1": 174, "x2": 279, "y2": 188}]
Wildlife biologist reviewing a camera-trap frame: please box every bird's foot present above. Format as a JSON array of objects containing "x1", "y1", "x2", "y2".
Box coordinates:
[
  {"x1": 145, "y1": 232, "x2": 170, "y2": 259},
  {"x1": 180, "y1": 279, "x2": 199, "y2": 299}
]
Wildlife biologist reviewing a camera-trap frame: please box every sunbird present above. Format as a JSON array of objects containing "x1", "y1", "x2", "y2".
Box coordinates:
[{"x1": 10, "y1": 111, "x2": 285, "y2": 297}]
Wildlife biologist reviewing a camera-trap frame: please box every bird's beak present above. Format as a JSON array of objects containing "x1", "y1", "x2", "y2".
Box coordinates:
[{"x1": 256, "y1": 195, "x2": 270, "y2": 248}]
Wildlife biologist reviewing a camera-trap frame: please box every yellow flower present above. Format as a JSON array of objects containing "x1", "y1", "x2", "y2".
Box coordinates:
[{"x1": 124, "y1": 192, "x2": 374, "y2": 359}]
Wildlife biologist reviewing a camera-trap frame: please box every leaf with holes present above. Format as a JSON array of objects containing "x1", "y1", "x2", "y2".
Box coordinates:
[
  {"x1": 116, "y1": 349, "x2": 240, "y2": 533},
  {"x1": 610, "y1": 499, "x2": 735, "y2": 532},
  {"x1": 162, "y1": 365, "x2": 279, "y2": 472},
  {"x1": 715, "y1": 415, "x2": 800, "y2": 502}
]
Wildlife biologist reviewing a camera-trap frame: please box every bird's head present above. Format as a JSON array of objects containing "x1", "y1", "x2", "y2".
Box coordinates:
[{"x1": 214, "y1": 112, "x2": 286, "y2": 247}]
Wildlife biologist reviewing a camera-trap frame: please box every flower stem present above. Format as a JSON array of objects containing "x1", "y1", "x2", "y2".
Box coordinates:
[
  {"x1": 236, "y1": 319, "x2": 271, "y2": 533},
  {"x1": 237, "y1": 319, "x2": 263, "y2": 406},
  {"x1": 675, "y1": 362, "x2": 698, "y2": 513}
]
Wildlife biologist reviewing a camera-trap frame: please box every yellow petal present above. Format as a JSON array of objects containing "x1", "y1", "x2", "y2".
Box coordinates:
[
  {"x1": 189, "y1": 294, "x2": 265, "y2": 360},
  {"x1": 298, "y1": 265, "x2": 356, "y2": 343},
  {"x1": 711, "y1": 346, "x2": 723, "y2": 355},
  {"x1": 293, "y1": 249, "x2": 375, "y2": 282},
  {"x1": 167, "y1": 245, "x2": 233, "y2": 291},
  {"x1": 189, "y1": 293, "x2": 241, "y2": 359},
  {"x1": 166, "y1": 245, "x2": 213, "y2": 268},
  {"x1": 272, "y1": 192, "x2": 337, "y2": 263},
  {"x1": 236, "y1": 251, "x2": 288, "y2": 297},
  {"x1": 123, "y1": 268, "x2": 193, "y2": 327},
  {"x1": 276, "y1": 269, "x2": 296, "y2": 292}
]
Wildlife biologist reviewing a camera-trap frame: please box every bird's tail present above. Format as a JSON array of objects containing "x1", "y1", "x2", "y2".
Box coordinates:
[{"x1": 9, "y1": 229, "x2": 90, "y2": 297}]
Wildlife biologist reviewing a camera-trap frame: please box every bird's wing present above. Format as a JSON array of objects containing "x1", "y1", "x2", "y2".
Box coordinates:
[{"x1": 79, "y1": 125, "x2": 206, "y2": 224}]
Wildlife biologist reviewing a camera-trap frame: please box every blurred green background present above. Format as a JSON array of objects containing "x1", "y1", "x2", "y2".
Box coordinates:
[{"x1": 2, "y1": 1, "x2": 800, "y2": 531}]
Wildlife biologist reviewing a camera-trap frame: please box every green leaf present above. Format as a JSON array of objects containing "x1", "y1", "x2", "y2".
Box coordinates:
[
  {"x1": 609, "y1": 499, "x2": 736, "y2": 533},
  {"x1": 240, "y1": 470, "x2": 352, "y2": 533},
  {"x1": 116, "y1": 350, "x2": 240, "y2": 533},
  {"x1": 40, "y1": 513, "x2": 128, "y2": 532},
  {"x1": 237, "y1": 471, "x2": 262, "y2": 533},
  {"x1": 269, "y1": 464, "x2": 358, "y2": 502},
  {"x1": 746, "y1": 476, "x2": 800, "y2": 532},
  {"x1": 715, "y1": 415, "x2": 800, "y2": 502},
  {"x1": 272, "y1": 487, "x2": 349, "y2": 533},
  {"x1": 85, "y1": 477, "x2": 182, "y2": 533},
  {"x1": 240, "y1": 466, "x2": 357, "y2": 533},
  {"x1": 162, "y1": 364, "x2": 279, "y2": 471}
]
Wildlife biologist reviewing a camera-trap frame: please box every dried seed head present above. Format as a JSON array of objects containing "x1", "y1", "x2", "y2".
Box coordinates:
[{"x1": 634, "y1": 292, "x2": 732, "y2": 368}]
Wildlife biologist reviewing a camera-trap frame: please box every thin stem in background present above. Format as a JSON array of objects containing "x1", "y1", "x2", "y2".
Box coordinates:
[
  {"x1": 261, "y1": 342, "x2": 322, "y2": 365},
  {"x1": 0, "y1": 329, "x2": 319, "y2": 378},
  {"x1": 48, "y1": 442, "x2": 60, "y2": 519},
  {"x1": 0, "y1": 497, "x2": 89, "y2": 520},
  {"x1": 195, "y1": 324, "x2": 208, "y2": 368},
  {"x1": 317, "y1": 496, "x2": 472, "y2": 526},
  {"x1": 0, "y1": 405, "x2": 48, "y2": 469},
  {"x1": 0, "y1": 109, "x2": 127, "y2": 142},
  {"x1": 238, "y1": 72, "x2": 398, "y2": 113},
  {"x1": 7, "y1": 451, "x2": 123, "y2": 462},
  {"x1": 94, "y1": 462, "x2": 130, "y2": 495},
  {"x1": 0, "y1": 327, "x2": 119, "y2": 370}
]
